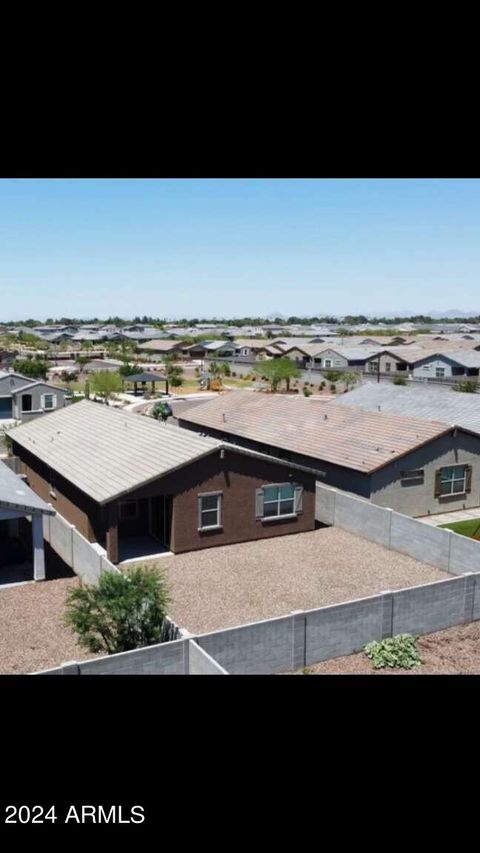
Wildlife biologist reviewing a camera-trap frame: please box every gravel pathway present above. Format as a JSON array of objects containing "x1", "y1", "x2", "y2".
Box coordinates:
[
  {"x1": 0, "y1": 577, "x2": 98, "y2": 674},
  {"x1": 142, "y1": 528, "x2": 451, "y2": 635},
  {"x1": 295, "y1": 621, "x2": 480, "y2": 675}
]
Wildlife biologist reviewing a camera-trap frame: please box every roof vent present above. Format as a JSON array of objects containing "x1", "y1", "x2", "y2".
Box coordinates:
[
  {"x1": 378, "y1": 405, "x2": 381, "y2": 411},
  {"x1": 324, "y1": 414, "x2": 328, "y2": 420},
  {"x1": 222, "y1": 413, "x2": 226, "y2": 422}
]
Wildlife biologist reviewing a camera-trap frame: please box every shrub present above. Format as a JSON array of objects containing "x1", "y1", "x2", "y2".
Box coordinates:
[
  {"x1": 323, "y1": 370, "x2": 342, "y2": 383},
  {"x1": 364, "y1": 634, "x2": 422, "y2": 670},
  {"x1": 303, "y1": 387, "x2": 312, "y2": 396},
  {"x1": 393, "y1": 376, "x2": 407, "y2": 385},
  {"x1": 231, "y1": 371, "x2": 237, "y2": 377},
  {"x1": 64, "y1": 565, "x2": 171, "y2": 655},
  {"x1": 330, "y1": 383, "x2": 336, "y2": 392},
  {"x1": 152, "y1": 401, "x2": 173, "y2": 422},
  {"x1": 320, "y1": 381, "x2": 326, "y2": 389},
  {"x1": 452, "y1": 380, "x2": 479, "y2": 393}
]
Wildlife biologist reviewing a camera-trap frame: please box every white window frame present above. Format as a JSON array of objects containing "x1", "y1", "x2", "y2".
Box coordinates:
[
  {"x1": 324, "y1": 359, "x2": 332, "y2": 368},
  {"x1": 258, "y1": 482, "x2": 302, "y2": 522},
  {"x1": 435, "y1": 367, "x2": 446, "y2": 378},
  {"x1": 439, "y1": 465, "x2": 467, "y2": 496},
  {"x1": 42, "y1": 392, "x2": 56, "y2": 410},
  {"x1": 198, "y1": 491, "x2": 223, "y2": 531}
]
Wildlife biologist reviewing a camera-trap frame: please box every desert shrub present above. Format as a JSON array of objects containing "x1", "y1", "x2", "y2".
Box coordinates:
[
  {"x1": 303, "y1": 387, "x2": 312, "y2": 397},
  {"x1": 64, "y1": 565, "x2": 171, "y2": 655},
  {"x1": 393, "y1": 376, "x2": 407, "y2": 385},
  {"x1": 452, "y1": 380, "x2": 479, "y2": 393},
  {"x1": 330, "y1": 383, "x2": 336, "y2": 392},
  {"x1": 320, "y1": 381, "x2": 326, "y2": 389},
  {"x1": 323, "y1": 370, "x2": 342, "y2": 383},
  {"x1": 364, "y1": 634, "x2": 421, "y2": 670},
  {"x1": 231, "y1": 371, "x2": 237, "y2": 377}
]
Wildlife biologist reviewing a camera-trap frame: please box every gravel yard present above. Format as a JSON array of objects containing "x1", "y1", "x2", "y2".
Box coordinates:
[
  {"x1": 141, "y1": 528, "x2": 451, "y2": 635},
  {"x1": 295, "y1": 621, "x2": 480, "y2": 675},
  {"x1": 0, "y1": 577, "x2": 98, "y2": 674}
]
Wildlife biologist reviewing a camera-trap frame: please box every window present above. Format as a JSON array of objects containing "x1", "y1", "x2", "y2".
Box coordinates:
[
  {"x1": 435, "y1": 465, "x2": 472, "y2": 497},
  {"x1": 21, "y1": 394, "x2": 32, "y2": 412},
  {"x1": 368, "y1": 361, "x2": 379, "y2": 373},
  {"x1": 119, "y1": 500, "x2": 139, "y2": 520},
  {"x1": 256, "y1": 483, "x2": 303, "y2": 521},
  {"x1": 401, "y1": 468, "x2": 424, "y2": 483},
  {"x1": 385, "y1": 362, "x2": 391, "y2": 372},
  {"x1": 324, "y1": 359, "x2": 332, "y2": 368},
  {"x1": 435, "y1": 367, "x2": 445, "y2": 378},
  {"x1": 43, "y1": 393, "x2": 55, "y2": 410},
  {"x1": 198, "y1": 492, "x2": 222, "y2": 530}
]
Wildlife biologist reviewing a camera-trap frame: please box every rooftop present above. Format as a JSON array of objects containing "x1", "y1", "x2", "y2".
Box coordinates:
[
  {"x1": 177, "y1": 390, "x2": 456, "y2": 473},
  {"x1": 332, "y1": 382, "x2": 480, "y2": 433},
  {"x1": 0, "y1": 460, "x2": 54, "y2": 514},
  {"x1": 9, "y1": 400, "x2": 222, "y2": 504}
]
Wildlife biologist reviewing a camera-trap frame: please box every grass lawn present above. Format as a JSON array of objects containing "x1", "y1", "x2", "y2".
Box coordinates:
[{"x1": 439, "y1": 519, "x2": 480, "y2": 539}]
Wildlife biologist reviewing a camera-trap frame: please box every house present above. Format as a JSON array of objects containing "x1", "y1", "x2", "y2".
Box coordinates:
[
  {"x1": 9, "y1": 401, "x2": 317, "y2": 563},
  {"x1": 363, "y1": 349, "x2": 411, "y2": 375},
  {"x1": 0, "y1": 372, "x2": 69, "y2": 422},
  {"x1": 177, "y1": 390, "x2": 480, "y2": 518},
  {"x1": 0, "y1": 459, "x2": 54, "y2": 582},
  {"x1": 411, "y1": 351, "x2": 480, "y2": 379}
]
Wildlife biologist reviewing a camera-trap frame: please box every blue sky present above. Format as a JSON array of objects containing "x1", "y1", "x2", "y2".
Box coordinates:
[{"x1": 1, "y1": 178, "x2": 480, "y2": 320}]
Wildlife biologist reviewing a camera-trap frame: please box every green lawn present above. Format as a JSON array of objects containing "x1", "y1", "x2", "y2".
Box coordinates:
[{"x1": 439, "y1": 519, "x2": 480, "y2": 539}]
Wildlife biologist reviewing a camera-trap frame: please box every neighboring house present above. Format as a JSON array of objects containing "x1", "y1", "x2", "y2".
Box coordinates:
[
  {"x1": 0, "y1": 372, "x2": 69, "y2": 422},
  {"x1": 363, "y1": 349, "x2": 411, "y2": 375},
  {"x1": 411, "y1": 351, "x2": 480, "y2": 379},
  {"x1": 0, "y1": 459, "x2": 55, "y2": 582},
  {"x1": 177, "y1": 390, "x2": 480, "y2": 518},
  {"x1": 9, "y1": 401, "x2": 317, "y2": 563}
]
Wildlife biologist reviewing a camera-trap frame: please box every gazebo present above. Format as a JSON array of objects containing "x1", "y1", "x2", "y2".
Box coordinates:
[{"x1": 123, "y1": 372, "x2": 169, "y2": 396}]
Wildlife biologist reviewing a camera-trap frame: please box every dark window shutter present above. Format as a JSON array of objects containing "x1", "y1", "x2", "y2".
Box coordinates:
[
  {"x1": 294, "y1": 485, "x2": 304, "y2": 514},
  {"x1": 466, "y1": 465, "x2": 472, "y2": 493},
  {"x1": 197, "y1": 496, "x2": 203, "y2": 528},
  {"x1": 219, "y1": 493, "x2": 223, "y2": 525},
  {"x1": 255, "y1": 488, "x2": 264, "y2": 519},
  {"x1": 434, "y1": 469, "x2": 442, "y2": 498}
]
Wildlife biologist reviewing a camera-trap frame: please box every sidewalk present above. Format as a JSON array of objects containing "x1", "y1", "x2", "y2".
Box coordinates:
[{"x1": 418, "y1": 506, "x2": 480, "y2": 526}]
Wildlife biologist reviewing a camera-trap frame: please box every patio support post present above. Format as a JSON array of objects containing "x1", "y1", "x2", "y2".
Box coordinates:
[
  {"x1": 106, "y1": 504, "x2": 119, "y2": 564},
  {"x1": 32, "y1": 514, "x2": 46, "y2": 581}
]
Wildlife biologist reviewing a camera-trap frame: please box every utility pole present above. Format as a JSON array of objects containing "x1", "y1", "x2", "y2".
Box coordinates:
[{"x1": 377, "y1": 358, "x2": 380, "y2": 383}]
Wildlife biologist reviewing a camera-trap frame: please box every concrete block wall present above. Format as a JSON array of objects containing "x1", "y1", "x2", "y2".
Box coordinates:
[
  {"x1": 34, "y1": 570, "x2": 480, "y2": 675},
  {"x1": 189, "y1": 640, "x2": 228, "y2": 674},
  {"x1": 46, "y1": 508, "x2": 120, "y2": 582},
  {"x1": 316, "y1": 483, "x2": 480, "y2": 576}
]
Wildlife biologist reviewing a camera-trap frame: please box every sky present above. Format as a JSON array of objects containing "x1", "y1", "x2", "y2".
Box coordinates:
[{"x1": 1, "y1": 178, "x2": 480, "y2": 321}]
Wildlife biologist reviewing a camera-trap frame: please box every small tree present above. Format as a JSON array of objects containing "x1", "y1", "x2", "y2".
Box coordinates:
[
  {"x1": 90, "y1": 370, "x2": 123, "y2": 402},
  {"x1": 64, "y1": 565, "x2": 171, "y2": 655},
  {"x1": 152, "y1": 401, "x2": 173, "y2": 422},
  {"x1": 254, "y1": 358, "x2": 300, "y2": 392},
  {"x1": 452, "y1": 380, "x2": 479, "y2": 393},
  {"x1": 12, "y1": 358, "x2": 48, "y2": 380}
]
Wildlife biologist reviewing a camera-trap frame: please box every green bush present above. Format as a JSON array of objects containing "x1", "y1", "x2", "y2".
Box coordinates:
[
  {"x1": 393, "y1": 375, "x2": 407, "y2": 385},
  {"x1": 364, "y1": 634, "x2": 422, "y2": 670},
  {"x1": 64, "y1": 565, "x2": 171, "y2": 655},
  {"x1": 452, "y1": 380, "x2": 479, "y2": 393},
  {"x1": 323, "y1": 370, "x2": 342, "y2": 383},
  {"x1": 330, "y1": 383, "x2": 336, "y2": 392},
  {"x1": 303, "y1": 387, "x2": 312, "y2": 396}
]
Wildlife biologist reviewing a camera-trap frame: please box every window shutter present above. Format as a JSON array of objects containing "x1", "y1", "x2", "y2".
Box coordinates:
[
  {"x1": 466, "y1": 465, "x2": 472, "y2": 493},
  {"x1": 294, "y1": 485, "x2": 303, "y2": 514},
  {"x1": 197, "y1": 496, "x2": 203, "y2": 529},
  {"x1": 52, "y1": 394, "x2": 57, "y2": 409},
  {"x1": 40, "y1": 394, "x2": 45, "y2": 409},
  {"x1": 434, "y1": 469, "x2": 442, "y2": 498},
  {"x1": 255, "y1": 488, "x2": 264, "y2": 519},
  {"x1": 219, "y1": 493, "x2": 223, "y2": 526}
]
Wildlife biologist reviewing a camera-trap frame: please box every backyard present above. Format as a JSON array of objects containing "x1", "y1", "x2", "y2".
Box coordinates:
[
  {"x1": 440, "y1": 519, "x2": 480, "y2": 539},
  {"x1": 294, "y1": 621, "x2": 480, "y2": 675}
]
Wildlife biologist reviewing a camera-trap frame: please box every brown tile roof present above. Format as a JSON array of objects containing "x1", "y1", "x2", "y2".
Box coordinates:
[{"x1": 178, "y1": 390, "x2": 454, "y2": 473}]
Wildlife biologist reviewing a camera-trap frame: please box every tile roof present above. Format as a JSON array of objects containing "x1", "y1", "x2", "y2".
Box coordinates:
[
  {"x1": 0, "y1": 460, "x2": 54, "y2": 515},
  {"x1": 177, "y1": 390, "x2": 455, "y2": 473},
  {"x1": 9, "y1": 400, "x2": 222, "y2": 504}
]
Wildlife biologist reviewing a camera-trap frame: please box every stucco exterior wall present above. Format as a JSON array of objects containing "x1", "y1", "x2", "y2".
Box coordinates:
[{"x1": 370, "y1": 431, "x2": 480, "y2": 516}]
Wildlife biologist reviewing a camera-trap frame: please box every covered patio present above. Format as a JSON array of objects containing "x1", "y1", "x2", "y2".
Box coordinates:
[
  {"x1": 122, "y1": 371, "x2": 169, "y2": 397},
  {"x1": 0, "y1": 460, "x2": 55, "y2": 585}
]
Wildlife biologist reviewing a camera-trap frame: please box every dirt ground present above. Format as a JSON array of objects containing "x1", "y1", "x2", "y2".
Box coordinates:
[{"x1": 295, "y1": 621, "x2": 480, "y2": 675}]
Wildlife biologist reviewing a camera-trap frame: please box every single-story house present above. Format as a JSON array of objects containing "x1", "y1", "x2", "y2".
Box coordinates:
[
  {"x1": 0, "y1": 372, "x2": 69, "y2": 422},
  {"x1": 136, "y1": 340, "x2": 185, "y2": 356},
  {"x1": 302, "y1": 347, "x2": 382, "y2": 371},
  {"x1": 411, "y1": 351, "x2": 480, "y2": 379},
  {"x1": 363, "y1": 349, "x2": 411, "y2": 375},
  {"x1": 0, "y1": 459, "x2": 55, "y2": 582},
  {"x1": 177, "y1": 390, "x2": 480, "y2": 518},
  {"x1": 9, "y1": 401, "x2": 317, "y2": 563}
]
